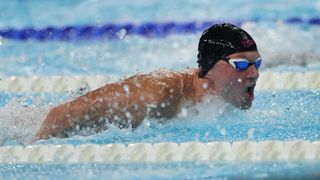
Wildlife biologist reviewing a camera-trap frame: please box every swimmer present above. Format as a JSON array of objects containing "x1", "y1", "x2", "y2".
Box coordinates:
[{"x1": 36, "y1": 23, "x2": 261, "y2": 139}]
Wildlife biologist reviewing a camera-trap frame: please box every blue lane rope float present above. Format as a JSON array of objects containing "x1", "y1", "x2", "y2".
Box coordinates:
[{"x1": 0, "y1": 17, "x2": 319, "y2": 41}]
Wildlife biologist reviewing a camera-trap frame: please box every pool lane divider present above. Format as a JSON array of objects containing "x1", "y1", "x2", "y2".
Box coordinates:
[
  {"x1": 0, "y1": 72, "x2": 319, "y2": 93},
  {"x1": 0, "y1": 141, "x2": 319, "y2": 163},
  {"x1": 0, "y1": 17, "x2": 319, "y2": 41}
]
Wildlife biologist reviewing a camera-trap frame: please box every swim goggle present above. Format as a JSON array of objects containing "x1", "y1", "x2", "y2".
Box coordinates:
[{"x1": 222, "y1": 57, "x2": 262, "y2": 71}]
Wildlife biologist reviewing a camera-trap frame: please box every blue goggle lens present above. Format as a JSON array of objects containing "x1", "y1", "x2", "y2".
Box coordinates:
[
  {"x1": 255, "y1": 59, "x2": 262, "y2": 69},
  {"x1": 234, "y1": 61, "x2": 249, "y2": 70}
]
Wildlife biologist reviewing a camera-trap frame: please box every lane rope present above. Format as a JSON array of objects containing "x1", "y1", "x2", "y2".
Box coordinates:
[
  {"x1": 1, "y1": 17, "x2": 319, "y2": 41},
  {"x1": 0, "y1": 72, "x2": 319, "y2": 93},
  {"x1": 0, "y1": 141, "x2": 319, "y2": 163}
]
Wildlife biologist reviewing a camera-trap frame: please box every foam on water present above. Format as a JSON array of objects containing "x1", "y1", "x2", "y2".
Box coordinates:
[
  {"x1": 0, "y1": 85, "x2": 99, "y2": 145},
  {"x1": 0, "y1": 97, "x2": 49, "y2": 145}
]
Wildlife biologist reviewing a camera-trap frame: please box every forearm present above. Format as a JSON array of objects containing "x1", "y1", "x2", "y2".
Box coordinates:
[
  {"x1": 36, "y1": 95, "x2": 144, "y2": 139},
  {"x1": 36, "y1": 100, "x2": 90, "y2": 139}
]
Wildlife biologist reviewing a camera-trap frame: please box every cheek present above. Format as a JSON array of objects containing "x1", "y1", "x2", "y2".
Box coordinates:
[
  {"x1": 226, "y1": 75, "x2": 247, "y2": 97},
  {"x1": 225, "y1": 74, "x2": 243, "y2": 88}
]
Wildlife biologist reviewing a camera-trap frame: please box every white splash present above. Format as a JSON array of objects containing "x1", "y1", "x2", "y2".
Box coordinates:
[
  {"x1": 181, "y1": 95, "x2": 229, "y2": 123},
  {"x1": 0, "y1": 97, "x2": 50, "y2": 145}
]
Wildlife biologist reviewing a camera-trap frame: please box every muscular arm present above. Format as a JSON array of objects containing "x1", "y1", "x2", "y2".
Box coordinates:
[
  {"x1": 36, "y1": 77, "x2": 148, "y2": 139},
  {"x1": 35, "y1": 71, "x2": 186, "y2": 140}
]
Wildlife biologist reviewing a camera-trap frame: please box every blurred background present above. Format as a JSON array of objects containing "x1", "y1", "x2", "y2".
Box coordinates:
[{"x1": 0, "y1": 0, "x2": 319, "y2": 77}]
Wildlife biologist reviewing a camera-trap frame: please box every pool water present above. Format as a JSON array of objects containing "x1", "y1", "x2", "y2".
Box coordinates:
[
  {"x1": 0, "y1": 0, "x2": 320, "y2": 179},
  {"x1": 1, "y1": 161, "x2": 320, "y2": 179},
  {"x1": 1, "y1": 90, "x2": 319, "y2": 146}
]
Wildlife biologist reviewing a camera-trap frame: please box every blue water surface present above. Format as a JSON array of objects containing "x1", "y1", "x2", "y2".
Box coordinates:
[{"x1": 1, "y1": 161, "x2": 320, "y2": 179}]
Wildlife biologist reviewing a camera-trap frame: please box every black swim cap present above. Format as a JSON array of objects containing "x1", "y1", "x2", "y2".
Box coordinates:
[{"x1": 197, "y1": 23, "x2": 257, "y2": 77}]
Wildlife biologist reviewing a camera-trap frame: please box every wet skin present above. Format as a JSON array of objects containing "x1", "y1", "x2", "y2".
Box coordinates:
[{"x1": 35, "y1": 51, "x2": 260, "y2": 140}]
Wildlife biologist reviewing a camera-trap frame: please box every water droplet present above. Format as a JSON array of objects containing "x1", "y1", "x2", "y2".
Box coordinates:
[
  {"x1": 0, "y1": 36, "x2": 3, "y2": 46},
  {"x1": 96, "y1": 18, "x2": 101, "y2": 25},
  {"x1": 202, "y1": 83, "x2": 208, "y2": 89},
  {"x1": 205, "y1": 131, "x2": 209, "y2": 138},
  {"x1": 125, "y1": 111, "x2": 131, "y2": 118},
  {"x1": 113, "y1": 102, "x2": 119, "y2": 108},
  {"x1": 237, "y1": 78, "x2": 242, "y2": 83},
  {"x1": 84, "y1": 114, "x2": 90, "y2": 120},
  {"x1": 117, "y1": 29, "x2": 127, "y2": 39},
  {"x1": 123, "y1": 84, "x2": 129, "y2": 92},
  {"x1": 172, "y1": 42, "x2": 179, "y2": 48},
  {"x1": 180, "y1": 108, "x2": 188, "y2": 117},
  {"x1": 135, "y1": 83, "x2": 141, "y2": 88},
  {"x1": 69, "y1": 51, "x2": 75, "y2": 58},
  {"x1": 220, "y1": 128, "x2": 226, "y2": 136},
  {"x1": 195, "y1": 133, "x2": 200, "y2": 140},
  {"x1": 247, "y1": 128, "x2": 255, "y2": 139}
]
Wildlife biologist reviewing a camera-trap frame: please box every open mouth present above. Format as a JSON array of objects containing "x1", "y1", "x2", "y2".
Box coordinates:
[{"x1": 245, "y1": 85, "x2": 255, "y2": 99}]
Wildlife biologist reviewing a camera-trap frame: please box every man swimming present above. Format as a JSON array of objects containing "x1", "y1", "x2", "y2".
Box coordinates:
[{"x1": 36, "y1": 23, "x2": 261, "y2": 139}]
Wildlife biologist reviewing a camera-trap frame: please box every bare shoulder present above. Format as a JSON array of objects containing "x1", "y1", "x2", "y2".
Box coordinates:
[
  {"x1": 125, "y1": 68, "x2": 195, "y2": 102},
  {"x1": 126, "y1": 69, "x2": 184, "y2": 91}
]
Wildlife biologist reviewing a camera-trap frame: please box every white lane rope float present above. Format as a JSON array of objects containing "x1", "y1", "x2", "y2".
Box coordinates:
[
  {"x1": 0, "y1": 72, "x2": 319, "y2": 93},
  {"x1": 0, "y1": 141, "x2": 319, "y2": 163}
]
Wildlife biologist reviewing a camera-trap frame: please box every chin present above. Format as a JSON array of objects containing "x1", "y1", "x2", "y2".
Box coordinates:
[
  {"x1": 236, "y1": 93, "x2": 254, "y2": 110},
  {"x1": 225, "y1": 94, "x2": 253, "y2": 110},
  {"x1": 240, "y1": 104, "x2": 251, "y2": 110},
  {"x1": 240, "y1": 102, "x2": 252, "y2": 110},
  {"x1": 235, "y1": 100, "x2": 252, "y2": 110}
]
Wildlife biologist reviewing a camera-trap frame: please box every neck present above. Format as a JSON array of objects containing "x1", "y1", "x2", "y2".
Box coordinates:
[
  {"x1": 178, "y1": 69, "x2": 196, "y2": 104},
  {"x1": 180, "y1": 68, "x2": 216, "y2": 104},
  {"x1": 191, "y1": 69, "x2": 215, "y2": 103}
]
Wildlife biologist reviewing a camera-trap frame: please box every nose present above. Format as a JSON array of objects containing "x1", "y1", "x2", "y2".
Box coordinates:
[{"x1": 246, "y1": 65, "x2": 259, "y2": 81}]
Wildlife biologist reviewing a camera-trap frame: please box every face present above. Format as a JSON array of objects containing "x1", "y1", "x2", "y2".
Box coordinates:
[{"x1": 204, "y1": 51, "x2": 260, "y2": 109}]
